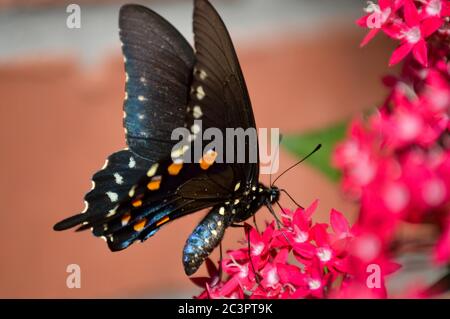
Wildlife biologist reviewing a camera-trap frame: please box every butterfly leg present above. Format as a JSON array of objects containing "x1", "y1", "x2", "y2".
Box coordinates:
[
  {"x1": 267, "y1": 201, "x2": 292, "y2": 246},
  {"x1": 229, "y1": 222, "x2": 263, "y2": 286},
  {"x1": 265, "y1": 201, "x2": 283, "y2": 229},
  {"x1": 218, "y1": 242, "x2": 223, "y2": 283},
  {"x1": 252, "y1": 214, "x2": 260, "y2": 234}
]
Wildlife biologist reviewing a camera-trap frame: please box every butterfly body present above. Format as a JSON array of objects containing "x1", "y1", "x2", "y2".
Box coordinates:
[{"x1": 54, "y1": 0, "x2": 280, "y2": 276}]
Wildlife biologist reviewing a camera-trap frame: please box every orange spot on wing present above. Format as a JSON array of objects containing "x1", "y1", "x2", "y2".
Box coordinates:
[
  {"x1": 199, "y1": 151, "x2": 218, "y2": 170},
  {"x1": 147, "y1": 176, "x2": 161, "y2": 191},
  {"x1": 156, "y1": 216, "x2": 170, "y2": 227},
  {"x1": 168, "y1": 162, "x2": 183, "y2": 175},
  {"x1": 133, "y1": 218, "x2": 147, "y2": 232},
  {"x1": 121, "y1": 213, "x2": 131, "y2": 226},
  {"x1": 132, "y1": 199, "x2": 142, "y2": 207}
]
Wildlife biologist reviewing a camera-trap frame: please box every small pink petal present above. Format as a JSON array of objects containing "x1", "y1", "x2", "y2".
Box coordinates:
[
  {"x1": 379, "y1": 0, "x2": 393, "y2": 10},
  {"x1": 312, "y1": 223, "x2": 330, "y2": 246},
  {"x1": 274, "y1": 248, "x2": 289, "y2": 264},
  {"x1": 293, "y1": 242, "x2": 316, "y2": 259},
  {"x1": 218, "y1": 276, "x2": 240, "y2": 296},
  {"x1": 356, "y1": 15, "x2": 369, "y2": 27},
  {"x1": 304, "y1": 199, "x2": 319, "y2": 220},
  {"x1": 421, "y1": 17, "x2": 444, "y2": 37},
  {"x1": 360, "y1": 29, "x2": 380, "y2": 47},
  {"x1": 277, "y1": 263, "x2": 305, "y2": 285},
  {"x1": 330, "y1": 209, "x2": 351, "y2": 236},
  {"x1": 403, "y1": 0, "x2": 420, "y2": 27},
  {"x1": 412, "y1": 39, "x2": 428, "y2": 67},
  {"x1": 389, "y1": 42, "x2": 414, "y2": 66}
]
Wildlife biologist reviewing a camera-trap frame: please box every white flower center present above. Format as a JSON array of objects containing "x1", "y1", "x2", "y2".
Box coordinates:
[
  {"x1": 426, "y1": 0, "x2": 442, "y2": 16},
  {"x1": 251, "y1": 242, "x2": 265, "y2": 256},
  {"x1": 404, "y1": 26, "x2": 421, "y2": 44},
  {"x1": 266, "y1": 268, "x2": 280, "y2": 287},
  {"x1": 239, "y1": 264, "x2": 249, "y2": 279},
  {"x1": 397, "y1": 111, "x2": 422, "y2": 140},
  {"x1": 383, "y1": 183, "x2": 410, "y2": 213},
  {"x1": 293, "y1": 225, "x2": 308, "y2": 243},
  {"x1": 308, "y1": 279, "x2": 321, "y2": 290},
  {"x1": 422, "y1": 179, "x2": 446, "y2": 206},
  {"x1": 316, "y1": 247, "x2": 332, "y2": 262},
  {"x1": 229, "y1": 255, "x2": 249, "y2": 279}
]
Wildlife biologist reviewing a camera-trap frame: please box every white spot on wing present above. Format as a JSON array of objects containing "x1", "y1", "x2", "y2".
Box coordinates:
[
  {"x1": 191, "y1": 124, "x2": 200, "y2": 134},
  {"x1": 106, "y1": 191, "x2": 118, "y2": 202},
  {"x1": 198, "y1": 69, "x2": 207, "y2": 80},
  {"x1": 106, "y1": 205, "x2": 118, "y2": 218},
  {"x1": 128, "y1": 185, "x2": 136, "y2": 197},
  {"x1": 114, "y1": 173, "x2": 124, "y2": 185},
  {"x1": 147, "y1": 163, "x2": 159, "y2": 177},
  {"x1": 196, "y1": 86, "x2": 205, "y2": 100},
  {"x1": 128, "y1": 157, "x2": 136, "y2": 168},
  {"x1": 192, "y1": 106, "x2": 203, "y2": 119},
  {"x1": 138, "y1": 95, "x2": 146, "y2": 102}
]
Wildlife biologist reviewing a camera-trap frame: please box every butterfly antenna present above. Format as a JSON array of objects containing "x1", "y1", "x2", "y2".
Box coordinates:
[
  {"x1": 269, "y1": 134, "x2": 283, "y2": 186},
  {"x1": 280, "y1": 189, "x2": 304, "y2": 209},
  {"x1": 271, "y1": 143, "x2": 322, "y2": 187}
]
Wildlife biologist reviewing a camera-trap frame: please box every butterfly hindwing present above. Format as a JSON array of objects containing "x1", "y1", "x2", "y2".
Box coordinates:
[{"x1": 53, "y1": 149, "x2": 151, "y2": 231}]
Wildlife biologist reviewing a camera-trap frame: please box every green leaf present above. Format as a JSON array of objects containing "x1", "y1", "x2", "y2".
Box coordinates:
[{"x1": 282, "y1": 121, "x2": 348, "y2": 182}]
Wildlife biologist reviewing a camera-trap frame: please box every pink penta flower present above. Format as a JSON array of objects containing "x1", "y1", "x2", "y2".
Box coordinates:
[
  {"x1": 357, "y1": 0, "x2": 399, "y2": 46},
  {"x1": 388, "y1": 0, "x2": 443, "y2": 66},
  {"x1": 419, "y1": 0, "x2": 450, "y2": 19}
]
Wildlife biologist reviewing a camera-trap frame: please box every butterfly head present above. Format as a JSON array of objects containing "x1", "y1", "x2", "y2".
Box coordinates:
[{"x1": 267, "y1": 185, "x2": 280, "y2": 204}]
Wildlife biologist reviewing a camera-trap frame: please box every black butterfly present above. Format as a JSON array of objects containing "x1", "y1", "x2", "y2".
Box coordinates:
[{"x1": 54, "y1": 0, "x2": 282, "y2": 276}]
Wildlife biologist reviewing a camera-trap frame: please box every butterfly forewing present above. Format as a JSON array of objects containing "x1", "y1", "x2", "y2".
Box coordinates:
[
  {"x1": 190, "y1": 0, "x2": 259, "y2": 186},
  {"x1": 120, "y1": 4, "x2": 195, "y2": 162}
]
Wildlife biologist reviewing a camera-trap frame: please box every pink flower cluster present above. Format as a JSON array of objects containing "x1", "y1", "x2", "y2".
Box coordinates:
[
  {"x1": 191, "y1": 0, "x2": 449, "y2": 299},
  {"x1": 192, "y1": 201, "x2": 397, "y2": 299},
  {"x1": 335, "y1": 0, "x2": 450, "y2": 268},
  {"x1": 357, "y1": 0, "x2": 450, "y2": 66}
]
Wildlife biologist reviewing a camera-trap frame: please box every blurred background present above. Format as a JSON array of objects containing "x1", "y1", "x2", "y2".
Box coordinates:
[{"x1": 0, "y1": 0, "x2": 396, "y2": 298}]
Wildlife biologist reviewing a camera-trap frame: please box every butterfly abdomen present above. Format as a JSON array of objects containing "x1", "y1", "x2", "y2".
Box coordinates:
[{"x1": 183, "y1": 205, "x2": 231, "y2": 275}]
